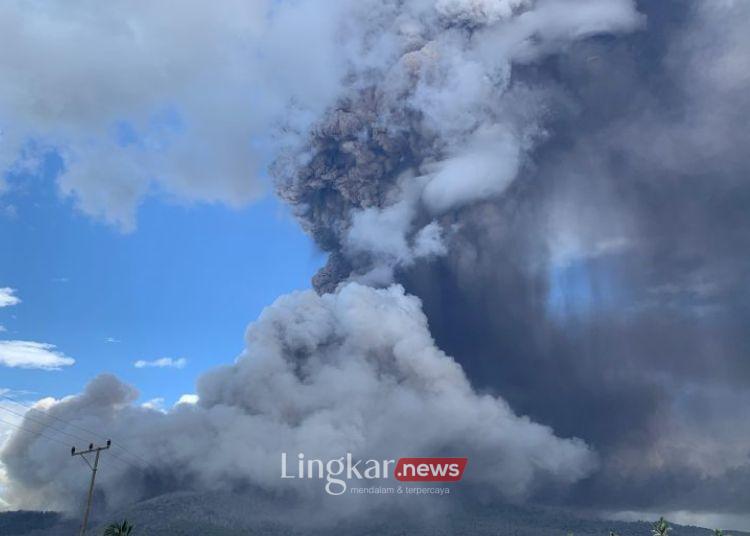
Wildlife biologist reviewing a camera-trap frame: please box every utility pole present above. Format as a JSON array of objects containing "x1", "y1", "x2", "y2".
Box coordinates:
[{"x1": 71, "y1": 440, "x2": 111, "y2": 536}]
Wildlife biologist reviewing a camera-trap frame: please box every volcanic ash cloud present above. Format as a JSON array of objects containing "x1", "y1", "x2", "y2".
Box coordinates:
[
  {"x1": 1, "y1": 283, "x2": 595, "y2": 512},
  {"x1": 273, "y1": 0, "x2": 643, "y2": 292}
]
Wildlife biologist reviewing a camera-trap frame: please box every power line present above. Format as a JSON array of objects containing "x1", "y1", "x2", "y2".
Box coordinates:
[
  {"x1": 0, "y1": 393, "x2": 113, "y2": 444},
  {"x1": 0, "y1": 405, "x2": 90, "y2": 445},
  {"x1": 0, "y1": 416, "x2": 143, "y2": 474},
  {"x1": 0, "y1": 394, "x2": 156, "y2": 470},
  {"x1": 109, "y1": 443, "x2": 153, "y2": 469},
  {"x1": 106, "y1": 451, "x2": 141, "y2": 469},
  {"x1": 4, "y1": 393, "x2": 153, "y2": 467},
  {"x1": 0, "y1": 416, "x2": 72, "y2": 449},
  {"x1": 1, "y1": 418, "x2": 164, "y2": 536},
  {"x1": 0, "y1": 404, "x2": 152, "y2": 471},
  {"x1": 0, "y1": 404, "x2": 142, "y2": 466}
]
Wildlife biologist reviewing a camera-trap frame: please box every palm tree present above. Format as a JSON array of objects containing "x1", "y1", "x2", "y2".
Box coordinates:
[
  {"x1": 103, "y1": 519, "x2": 134, "y2": 535},
  {"x1": 652, "y1": 517, "x2": 671, "y2": 536}
]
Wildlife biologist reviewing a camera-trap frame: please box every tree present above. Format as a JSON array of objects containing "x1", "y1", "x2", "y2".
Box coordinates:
[
  {"x1": 652, "y1": 517, "x2": 671, "y2": 536},
  {"x1": 103, "y1": 519, "x2": 134, "y2": 536}
]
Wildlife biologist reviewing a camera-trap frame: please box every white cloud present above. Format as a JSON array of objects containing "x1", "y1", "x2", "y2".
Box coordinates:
[
  {"x1": 133, "y1": 357, "x2": 186, "y2": 369},
  {"x1": 0, "y1": 0, "x2": 351, "y2": 230},
  {"x1": 0, "y1": 400, "x2": 27, "y2": 443},
  {"x1": 0, "y1": 341, "x2": 75, "y2": 370},
  {"x1": 0, "y1": 326, "x2": 6, "y2": 333},
  {"x1": 422, "y1": 124, "x2": 521, "y2": 213},
  {"x1": 104, "y1": 337, "x2": 120, "y2": 344},
  {"x1": 140, "y1": 397, "x2": 166, "y2": 412},
  {"x1": 175, "y1": 394, "x2": 199, "y2": 406},
  {"x1": 0, "y1": 288, "x2": 20, "y2": 308},
  {"x1": 345, "y1": 179, "x2": 449, "y2": 286}
]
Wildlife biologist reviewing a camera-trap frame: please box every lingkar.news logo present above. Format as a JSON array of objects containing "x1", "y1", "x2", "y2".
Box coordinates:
[{"x1": 281, "y1": 453, "x2": 468, "y2": 495}]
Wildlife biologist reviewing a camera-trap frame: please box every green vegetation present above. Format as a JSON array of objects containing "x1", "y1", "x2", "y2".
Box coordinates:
[
  {"x1": 103, "y1": 519, "x2": 134, "y2": 536},
  {"x1": 653, "y1": 517, "x2": 673, "y2": 536}
]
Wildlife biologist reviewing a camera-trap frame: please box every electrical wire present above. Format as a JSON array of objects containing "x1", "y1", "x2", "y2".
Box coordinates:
[
  {"x1": 0, "y1": 394, "x2": 156, "y2": 471},
  {"x1": 0, "y1": 404, "x2": 90, "y2": 445},
  {"x1": 0, "y1": 414, "x2": 149, "y2": 476},
  {"x1": 0, "y1": 416, "x2": 72, "y2": 449}
]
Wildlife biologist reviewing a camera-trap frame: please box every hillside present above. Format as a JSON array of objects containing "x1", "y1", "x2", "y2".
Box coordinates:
[{"x1": 2, "y1": 493, "x2": 747, "y2": 536}]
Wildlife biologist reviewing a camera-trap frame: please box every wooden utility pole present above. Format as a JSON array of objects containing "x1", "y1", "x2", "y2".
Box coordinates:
[{"x1": 71, "y1": 440, "x2": 110, "y2": 536}]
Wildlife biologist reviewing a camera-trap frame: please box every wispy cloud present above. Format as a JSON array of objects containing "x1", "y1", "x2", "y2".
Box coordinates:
[
  {"x1": 0, "y1": 387, "x2": 36, "y2": 399},
  {"x1": 133, "y1": 357, "x2": 186, "y2": 369},
  {"x1": 1, "y1": 204, "x2": 17, "y2": 220},
  {"x1": 0, "y1": 288, "x2": 20, "y2": 308},
  {"x1": 0, "y1": 340, "x2": 75, "y2": 370},
  {"x1": 104, "y1": 337, "x2": 121, "y2": 344},
  {"x1": 0, "y1": 326, "x2": 6, "y2": 333}
]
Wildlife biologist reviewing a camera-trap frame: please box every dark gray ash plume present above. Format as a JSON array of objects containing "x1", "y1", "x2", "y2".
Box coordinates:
[
  {"x1": 273, "y1": 0, "x2": 642, "y2": 291},
  {"x1": 273, "y1": 0, "x2": 750, "y2": 517}
]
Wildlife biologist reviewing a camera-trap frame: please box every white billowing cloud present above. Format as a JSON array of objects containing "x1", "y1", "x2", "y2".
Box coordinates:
[
  {"x1": 345, "y1": 178, "x2": 449, "y2": 285},
  {"x1": 133, "y1": 357, "x2": 186, "y2": 369},
  {"x1": 413, "y1": 221, "x2": 448, "y2": 259},
  {"x1": 422, "y1": 124, "x2": 522, "y2": 213},
  {"x1": 0, "y1": 284, "x2": 595, "y2": 513},
  {"x1": 0, "y1": 288, "x2": 20, "y2": 308},
  {"x1": 477, "y1": 0, "x2": 643, "y2": 63},
  {"x1": 347, "y1": 200, "x2": 415, "y2": 263},
  {"x1": 435, "y1": 0, "x2": 531, "y2": 26},
  {"x1": 0, "y1": 0, "x2": 643, "y2": 234},
  {"x1": 0, "y1": 0, "x2": 352, "y2": 230},
  {"x1": 175, "y1": 394, "x2": 199, "y2": 406},
  {"x1": 0, "y1": 341, "x2": 74, "y2": 370}
]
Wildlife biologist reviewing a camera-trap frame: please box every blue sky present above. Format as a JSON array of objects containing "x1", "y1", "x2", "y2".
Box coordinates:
[{"x1": 0, "y1": 151, "x2": 324, "y2": 406}]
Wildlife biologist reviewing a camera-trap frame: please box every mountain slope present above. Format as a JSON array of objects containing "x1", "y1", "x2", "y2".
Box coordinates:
[{"x1": 2, "y1": 493, "x2": 747, "y2": 536}]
